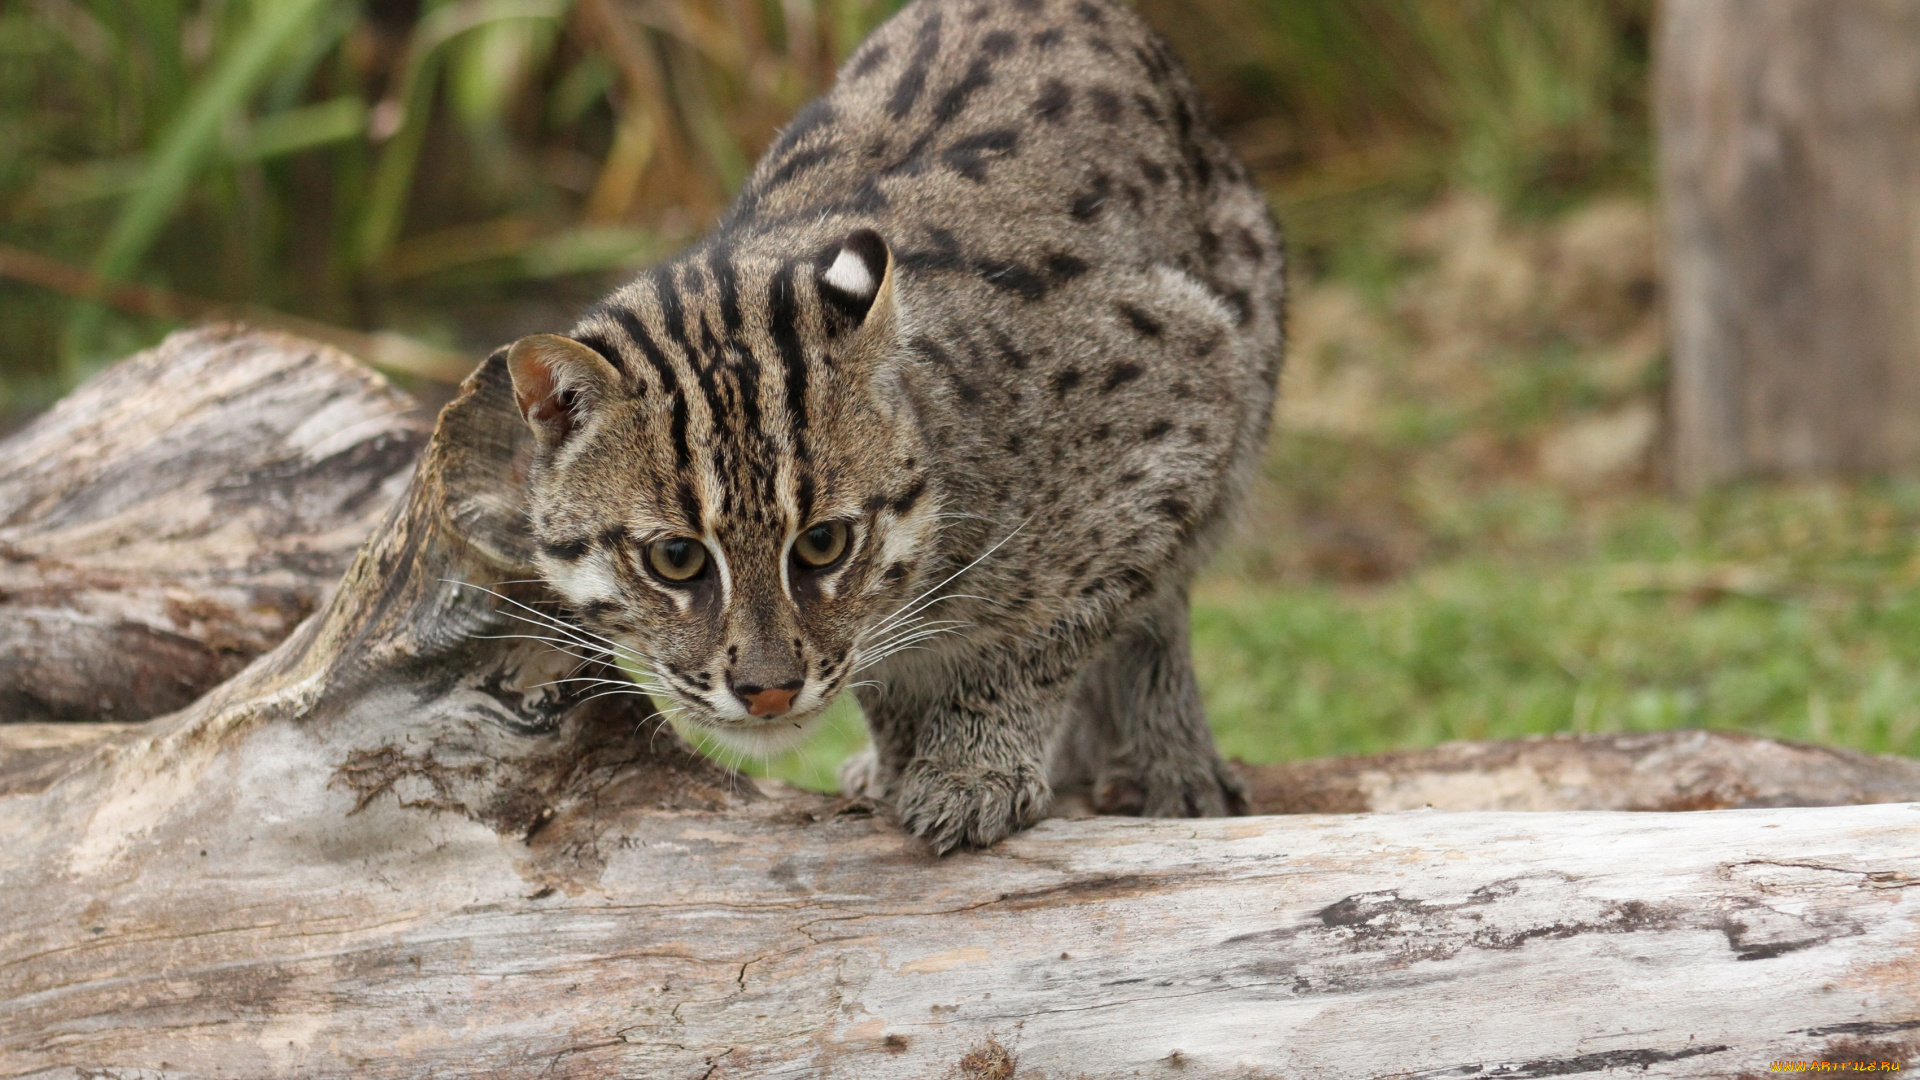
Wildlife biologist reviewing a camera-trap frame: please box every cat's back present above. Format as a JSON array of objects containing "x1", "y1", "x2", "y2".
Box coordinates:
[
  {"x1": 724, "y1": 0, "x2": 1283, "y2": 598},
  {"x1": 728, "y1": 0, "x2": 1277, "y2": 292}
]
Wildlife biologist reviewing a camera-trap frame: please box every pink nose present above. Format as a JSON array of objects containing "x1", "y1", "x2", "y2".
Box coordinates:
[{"x1": 744, "y1": 687, "x2": 798, "y2": 717}]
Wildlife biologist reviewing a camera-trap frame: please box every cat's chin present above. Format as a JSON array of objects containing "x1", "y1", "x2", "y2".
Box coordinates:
[{"x1": 683, "y1": 708, "x2": 830, "y2": 757}]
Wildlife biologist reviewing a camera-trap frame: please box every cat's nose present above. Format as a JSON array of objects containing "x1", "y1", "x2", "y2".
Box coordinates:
[{"x1": 735, "y1": 681, "x2": 802, "y2": 717}]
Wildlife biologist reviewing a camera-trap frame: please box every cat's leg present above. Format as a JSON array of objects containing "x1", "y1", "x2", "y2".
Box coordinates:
[
  {"x1": 840, "y1": 682, "x2": 921, "y2": 801},
  {"x1": 1068, "y1": 587, "x2": 1248, "y2": 818},
  {"x1": 888, "y1": 662, "x2": 1067, "y2": 853}
]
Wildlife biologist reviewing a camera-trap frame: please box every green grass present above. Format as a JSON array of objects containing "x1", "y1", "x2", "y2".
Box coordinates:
[{"x1": 747, "y1": 481, "x2": 1920, "y2": 791}]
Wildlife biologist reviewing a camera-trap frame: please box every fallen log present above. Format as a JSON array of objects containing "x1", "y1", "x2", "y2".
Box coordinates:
[
  {"x1": 0, "y1": 326, "x2": 430, "y2": 723},
  {"x1": 3, "y1": 337, "x2": 1919, "y2": 1077}
]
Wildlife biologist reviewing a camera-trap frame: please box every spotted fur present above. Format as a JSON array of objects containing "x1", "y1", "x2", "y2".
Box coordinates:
[{"x1": 508, "y1": 0, "x2": 1284, "y2": 852}]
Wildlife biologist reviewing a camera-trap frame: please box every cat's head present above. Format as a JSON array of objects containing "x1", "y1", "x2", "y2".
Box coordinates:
[{"x1": 505, "y1": 228, "x2": 938, "y2": 754}]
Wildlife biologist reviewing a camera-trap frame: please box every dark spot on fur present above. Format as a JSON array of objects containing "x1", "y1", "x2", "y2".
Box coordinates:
[
  {"x1": 890, "y1": 478, "x2": 927, "y2": 514},
  {"x1": 1046, "y1": 252, "x2": 1089, "y2": 281},
  {"x1": 1100, "y1": 361, "x2": 1143, "y2": 391},
  {"x1": 1089, "y1": 87, "x2": 1122, "y2": 122},
  {"x1": 1137, "y1": 156, "x2": 1167, "y2": 187},
  {"x1": 1033, "y1": 78, "x2": 1072, "y2": 122},
  {"x1": 1142, "y1": 419, "x2": 1172, "y2": 440},
  {"x1": 1223, "y1": 287, "x2": 1253, "y2": 325},
  {"x1": 1156, "y1": 496, "x2": 1190, "y2": 522},
  {"x1": 1051, "y1": 367, "x2": 1083, "y2": 397},
  {"x1": 1092, "y1": 422, "x2": 1112, "y2": 441},
  {"x1": 1071, "y1": 172, "x2": 1110, "y2": 219},
  {"x1": 1074, "y1": 1, "x2": 1105, "y2": 25},
  {"x1": 1134, "y1": 92, "x2": 1162, "y2": 125},
  {"x1": 1004, "y1": 432, "x2": 1024, "y2": 455},
  {"x1": 1032, "y1": 26, "x2": 1064, "y2": 49},
  {"x1": 943, "y1": 128, "x2": 1019, "y2": 181},
  {"x1": 884, "y1": 561, "x2": 912, "y2": 583},
  {"x1": 933, "y1": 58, "x2": 995, "y2": 126},
  {"x1": 977, "y1": 259, "x2": 1050, "y2": 300},
  {"x1": 981, "y1": 29, "x2": 1016, "y2": 57},
  {"x1": 991, "y1": 327, "x2": 1030, "y2": 369},
  {"x1": 1118, "y1": 469, "x2": 1144, "y2": 484},
  {"x1": 1118, "y1": 304, "x2": 1162, "y2": 337}
]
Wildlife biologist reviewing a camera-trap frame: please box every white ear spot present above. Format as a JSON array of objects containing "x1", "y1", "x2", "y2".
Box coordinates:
[{"x1": 824, "y1": 246, "x2": 876, "y2": 298}]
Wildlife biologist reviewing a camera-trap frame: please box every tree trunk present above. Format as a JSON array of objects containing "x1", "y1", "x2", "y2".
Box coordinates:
[
  {"x1": 1659, "y1": 0, "x2": 1920, "y2": 488},
  {"x1": 4, "y1": 334, "x2": 1920, "y2": 1077},
  {"x1": 0, "y1": 326, "x2": 429, "y2": 722}
]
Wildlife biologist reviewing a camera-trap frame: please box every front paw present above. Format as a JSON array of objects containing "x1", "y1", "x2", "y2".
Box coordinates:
[
  {"x1": 895, "y1": 758, "x2": 1050, "y2": 854},
  {"x1": 1094, "y1": 755, "x2": 1248, "y2": 818}
]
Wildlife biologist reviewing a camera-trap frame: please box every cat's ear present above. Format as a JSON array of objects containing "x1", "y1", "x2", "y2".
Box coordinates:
[
  {"x1": 505, "y1": 334, "x2": 621, "y2": 449},
  {"x1": 817, "y1": 228, "x2": 894, "y2": 333}
]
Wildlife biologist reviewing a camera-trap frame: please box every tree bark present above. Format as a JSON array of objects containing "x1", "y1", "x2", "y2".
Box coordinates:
[
  {"x1": 1659, "y1": 0, "x2": 1920, "y2": 488},
  {"x1": 4, "y1": 336, "x2": 1920, "y2": 1077},
  {"x1": 0, "y1": 326, "x2": 429, "y2": 722}
]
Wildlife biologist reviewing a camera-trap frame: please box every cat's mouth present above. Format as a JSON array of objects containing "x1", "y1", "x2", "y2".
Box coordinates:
[{"x1": 679, "y1": 703, "x2": 832, "y2": 756}]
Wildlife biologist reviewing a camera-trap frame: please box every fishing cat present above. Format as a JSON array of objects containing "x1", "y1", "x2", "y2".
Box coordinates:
[{"x1": 504, "y1": 0, "x2": 1284, "y2": 851}]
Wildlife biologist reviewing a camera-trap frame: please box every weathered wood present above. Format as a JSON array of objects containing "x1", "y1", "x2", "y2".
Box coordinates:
[
  {"x1": 4, "y1": 339, "x2": 1920, "y2": 1077},
  {"x1": 1659, "y1": 0, "x2": 1920, "y2": 488},
  {"x1": 1242, "y1": 728, "x2": 1920, "y2": 813},
  {"x1": 0, "y1": 325, "x2": 429, "y2": 722}
]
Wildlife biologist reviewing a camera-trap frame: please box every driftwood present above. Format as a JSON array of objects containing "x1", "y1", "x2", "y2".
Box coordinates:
[
  {"x1": 4, "y1": 334, "x2": 1920, "y2": 1077},
  {"x1": 0, "y1": 326, "x2": 429, "y2": 722}
]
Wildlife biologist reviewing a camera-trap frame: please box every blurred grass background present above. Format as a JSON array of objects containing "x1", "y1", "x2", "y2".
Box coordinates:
[{"x1": 8, "y1": 0, "x2": 1918, "y2": 787}]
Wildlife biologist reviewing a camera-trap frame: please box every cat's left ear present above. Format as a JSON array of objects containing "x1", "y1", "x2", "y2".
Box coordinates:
[
  {"x1": 506, "y1": 334, "x2": 621, "y2": 450},
  {"x1": 817, "y1": 228, "x2": 894, "y2": 334}
]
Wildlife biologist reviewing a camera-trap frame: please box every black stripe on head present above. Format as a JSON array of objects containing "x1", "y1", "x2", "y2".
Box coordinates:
[
  {"x1": 569, "y1": 331, "x2": 630, "y2": 379},
  {"x1": 542, "y1": 537, "x2": 591, "y2": 561},
  {"x1": 796, "y1": 472, "x2": 816, "y2": 526},
  {"x1": 677, "y1": 481, "x2": 702, "y2": 531},
  {"x1": 652, "y1": 266, "x2": 694, "y2": 361},
  {"x1": 608, "y1": 306, "x2": 691, "y2": 468},
  {"x1": 710, "y1": 247, "x2": 743, "y2": 335},
  {"x1": 768, "y1": 264, "x2": 810, "y2": 452}
]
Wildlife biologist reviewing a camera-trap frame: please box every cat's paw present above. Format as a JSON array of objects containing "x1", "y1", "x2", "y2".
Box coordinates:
[
  {"x1": 838, "y1": 747, "x2": 888, "y2": 800},
  {"x1": 895, "y1": 759, "x2": 1050, "y2": 854},
  {"x1": 1093, "y1": 755, "x2": 1248, "y2": 818}
]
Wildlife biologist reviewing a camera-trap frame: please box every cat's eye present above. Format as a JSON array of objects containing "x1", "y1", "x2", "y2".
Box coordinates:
[
  {"x1": 646, "y1": 537, "x2": 709, "y2": 582},
  {"x1": 793, "y1": 521, "x2": 850, "y2": 569}
]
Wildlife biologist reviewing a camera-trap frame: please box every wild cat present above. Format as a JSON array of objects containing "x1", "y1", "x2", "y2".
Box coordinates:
[{"x1": 504, "y1": 0, "x2": 1283, "y2": 851}]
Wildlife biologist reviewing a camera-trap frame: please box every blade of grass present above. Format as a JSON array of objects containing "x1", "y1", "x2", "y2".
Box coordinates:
[
  {"x1": 228, "y1": 96, "x2": 367, "y2": 161},
  {"x1": 88, "y1": 0, "x2": 330, "y2": 286},
  {"x1": 352, "y1": 0, "x2": 570, "y2": 271}
]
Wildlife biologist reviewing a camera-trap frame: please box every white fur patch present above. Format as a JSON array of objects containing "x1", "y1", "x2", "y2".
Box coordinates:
[
  {"x1": 824, "y1": 247, "x2": 876, "y2": 297},
  {"x1": 545, "y1": 549, "x2": 624, "y2": 605}
]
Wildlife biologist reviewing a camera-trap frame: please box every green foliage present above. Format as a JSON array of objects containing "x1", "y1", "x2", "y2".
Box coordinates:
[{"x1": 0, "y1": 0, "x2": 905, "y2": 402}]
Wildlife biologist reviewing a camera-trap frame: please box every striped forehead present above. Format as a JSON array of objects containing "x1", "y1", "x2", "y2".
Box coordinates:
[{"x1": 569, "y1": 244, "x2": 834, "y2": 532}]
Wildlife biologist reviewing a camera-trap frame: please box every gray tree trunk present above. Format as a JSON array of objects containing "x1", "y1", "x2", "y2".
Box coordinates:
[
  {"x1": 4, "y1": 331, "x2": 1920, "y2": 1076},
  {"x1": 1659, "y1": 0, "x2": 1920, "y2": 488}
]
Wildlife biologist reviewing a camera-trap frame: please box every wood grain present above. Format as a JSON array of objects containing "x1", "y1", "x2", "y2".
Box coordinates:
[{"x1": 0, "y1": 325, "x2": 429, "y2": 722}]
